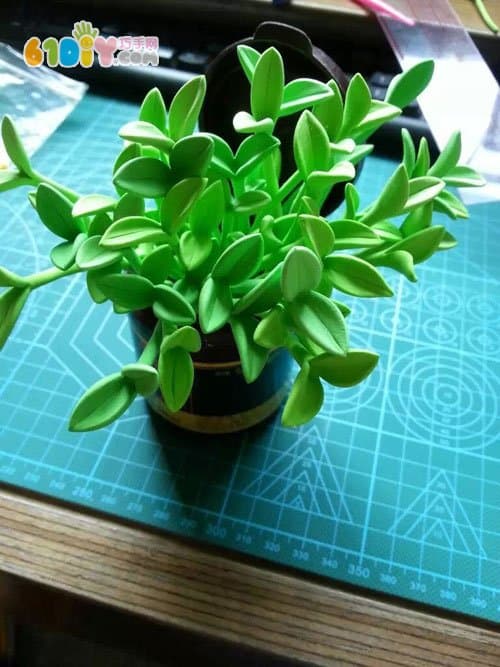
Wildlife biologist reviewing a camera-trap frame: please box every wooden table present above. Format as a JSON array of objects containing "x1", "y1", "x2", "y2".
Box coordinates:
[{"x1": 0, "y1": 485, "x2": 499, "y2": 666}]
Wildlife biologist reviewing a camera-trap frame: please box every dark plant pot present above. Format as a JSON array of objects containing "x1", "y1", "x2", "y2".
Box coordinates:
[
  {"x1": 130, "y1": 310, "x2": 291, "y2": 434},
  {"x1": 200, "y1": 21, "x2": 362, "y2": 216}
]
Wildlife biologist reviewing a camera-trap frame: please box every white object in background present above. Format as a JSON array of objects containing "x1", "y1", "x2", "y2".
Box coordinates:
[
  {"x1": 378, "y1": 0, "x2": 500, "y2": 204},
  {"x1": 0, "y1": 43, "x2": 87, "y2": 167}
]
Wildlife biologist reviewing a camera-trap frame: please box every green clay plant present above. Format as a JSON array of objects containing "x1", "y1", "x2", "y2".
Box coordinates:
[{"x1": 0, "y1": 46, "x2": 484, "y2": 431}]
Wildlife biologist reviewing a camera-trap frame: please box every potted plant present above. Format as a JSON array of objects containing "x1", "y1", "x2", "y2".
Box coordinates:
[{"x1": 0, "y1": 41, "x2": 484, "y2": 434}]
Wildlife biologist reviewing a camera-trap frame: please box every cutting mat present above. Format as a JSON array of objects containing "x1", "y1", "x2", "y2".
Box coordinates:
[{"x1": 0, "y1": 94, "x2": 499, "y2": 624}]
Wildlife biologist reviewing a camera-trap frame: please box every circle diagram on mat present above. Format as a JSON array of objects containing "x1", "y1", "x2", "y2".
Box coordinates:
[{"x1": 387, "y1": 348, "x2": 499, "y2": 450}]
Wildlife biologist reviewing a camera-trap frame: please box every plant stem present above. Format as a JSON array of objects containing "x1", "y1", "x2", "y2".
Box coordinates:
[
  {"x1": 31, "y1": 170, "x2": 80, "y2": 202},
  {"x1": 474, "y1": 0, "x2": 498, "y2": 32},
  {"x1": 138, "y1": 322, "x2": 162, "y2": 365},
  {"x1": 262, "y1": 154, "x2": 282, "y2": 217},
  {"x1": 277, "y1": 170, "x2": 302, "y2": 202},
  {"x1": 123, "y1": 249, "x2": 141, "y2": 273},
  {"x1": 26, "y1": 264, "x2": 82, "y2": 289}
]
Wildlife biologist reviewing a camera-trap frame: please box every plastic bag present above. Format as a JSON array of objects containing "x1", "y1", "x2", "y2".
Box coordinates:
[{"x1": 0, "y1": 42, "x2": 87, "y2": 166}]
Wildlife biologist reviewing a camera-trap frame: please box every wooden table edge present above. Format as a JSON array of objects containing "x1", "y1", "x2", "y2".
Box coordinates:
[{"x1": 0, "y1": 486, "x2": 498, "y2": 666}]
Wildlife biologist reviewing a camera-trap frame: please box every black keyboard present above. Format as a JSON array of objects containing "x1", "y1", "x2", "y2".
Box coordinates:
[{"x1": 1, "y1": 15, "x2": 437, "y2": 158}]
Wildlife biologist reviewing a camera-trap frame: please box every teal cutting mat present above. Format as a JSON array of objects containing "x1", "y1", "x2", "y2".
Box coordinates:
[{"x1": 0, "y1": 94, "x2": 499, "y2": 624}]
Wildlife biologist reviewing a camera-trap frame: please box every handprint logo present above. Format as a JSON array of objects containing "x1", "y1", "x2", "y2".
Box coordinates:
[{"x1": 72, "y1": 21, "x2": 99, "y2": 67}]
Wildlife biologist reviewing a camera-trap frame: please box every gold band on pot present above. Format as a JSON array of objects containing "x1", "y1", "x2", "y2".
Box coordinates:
[{"x1": 147, "y1": 387, "x2": 286, "y2": 434}]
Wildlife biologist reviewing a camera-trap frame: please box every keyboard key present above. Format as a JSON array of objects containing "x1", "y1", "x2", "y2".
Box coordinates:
[
  {"x1": 370, "y1": 71, "x2": 393, "y2": 87},
  {"x1": 370, "y1": 85, "x2": 387, "y2": 101},
  {"x1": 158, "y1": 46, "x2": 176, "y2": 63},
  {"x1": 177, "y1": 51, "x2": 210, "y2": 72}
]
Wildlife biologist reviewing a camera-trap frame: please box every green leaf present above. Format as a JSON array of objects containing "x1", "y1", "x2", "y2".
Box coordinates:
[
  {"x1": 212, "y1": 233, "x2": 264, "y2": 284},
  {"x1": 121, "y1": 363, "x2": 159, "y2": 396},
  {"x1": 76, "y1": 236, "x2": 121, "y2": 270},
  {"x1": 401, "y1": 128, "x2": 416, "y2": 176},
  {"x1": 198, "y1": 277, "x2": 232, "y2": 333},
  {"x1": 0, "y1": 267, "x2": 29, "y2": 288},
  {"x1": 158, "y1": 346, "x2": 193, "y2": 412},
  {"x1": 331, "y1": 219, "x2": 380, "y2": 250},
  {"x1": 344, "y1": 183, "x2": 360, "y2": 219},
  {"x1": 206, "y1": 134, "x2": 234, "y2": 178},
  {"x1": 139, "y1": 87, "x2": 167, "y2": 131},
  {"x1": 50, "y1": 234, "x2": 86, "y2": 270},
  {"x1": 0, "y1": 286, "x2": 30, "y2": 349},
  {"x1": 233, "y1": 189, "x2": 271, "y2": 214},
  {"x1": 433, "y1": 190, "x2": 469, "y2": 219},
  {"x1": 236, "y1": 44, "x2": 260, "y2": 84},
  {"x1": 428, "y1": 131, "x2": 461, "y2": 177},
  {"x1": 233, "y1": 262, "x2": 282, "y2": 315},
  {"x1": 1, "y1": 116, "x2": 32, "y2": 175},
  {"x1": 98, "y1": 273, "x2": 155, "y2": 310},
  {"x1": 251, "y1": 47, "x2": 284, "y2": 122},
  {"x1": 140, "y1": 245, "x2": 176, "y2": 284},
  {"x1": 313, "y1": 79, "x2": 343, "y2": 142},
  {"x1": 353, "y1": 100, "x2": 401, "y2": 138},
  {"x1": 168, "y1": 75, "x2": 206, "y2": 141},
  {"x1": 118, "y1": 120, "x2": 172, "y2": 152},
  {"x1": 72, "y1": 194, "x2": 116, "y2": 219},
  {"x1": 444, "y1": 165, "x2": 486, "y2": 188},
  {"x1": 180, "y1": 230, "x2": 213, "y2": 271},
  {"x1": 174, "y1": 276, "x2": 199, "y2": 307},
  {"x1": 287, "y1": 291, "x2": 348, "y2": 355},
  {"x1": 282, "y1": 362, "x2": 323, "y2": 427},
  {"x1": 153, "y1": 284, "x2": 196, "y2": 325},
  {"x1": 300, "y1": 196, "x2": 320, "y2": 216},
  {"x1": 231, "y1": 315, "x2": 269, "y2": 383},
  {"x1": 299, "y1": 214, "x2": 335, "y2": 257},
  {"x1": 360, "y1": 164, "x2": 409, "y2": 225},
  {"x1": 404, "y1": 177, "x2": 445, "y2": 211},
  {"x1": 160, "y1": 177, "x2": 206, "y2": 234},
  {"x1": 310, "y1": 349, "x2": 378, "y2": 387},
  {"x1": 293, "y1": 110, "x2": 330, "y2": 179},
  {"x1": 100, "y1": 216, "x2": 167, "y2": 248},
  {"x1": 114, "y1": 193, "x2": 144, "y2": 221},
  {"x1": 279, "y1": 78, "x2": 333, "y2": 117},
  {"x1": 400, "y1": 201, "x2": 432, "y2": 237},
  {"x1": 36, "y1": 184, "x2": 80, "y2": 240},
  {"x1": 439, "y1": 230, "x2": 458, "y2": 250},
  {"x1": 325, "y1": 254, "x2": 393, "y2": 298},
  {"x1": 163, "y1": 326, "x2": 201, "y2": 353},
  {"x1": 190, "y1": 180, "x2": 225, "y2": 237},
  {"x1": 413, "y1": 137, "x2": 430, "y2": 177},
  {"x1": 69, "y1": 373, "x2": 136, "y2": 431},
  {"x1": 371, "y1": 250, "x2": 417, "y2": 282},
  {"x1": 306, "y1": 162, "x2": 355, "y2": 200},
  {"x1": 340, "y1": 73, "x2": 372, "y2": 136},
  {"x1": 113, "y1": 157, "x2": 172, "y2": 198},
  {"x1": 169, "y1": 135, "x2": 214, "y2": 177},
  {"x1": 348, "y1": 144, "x2": 374, "y2": 166},
  {"x1": 233, "y1": 111, "x2": 274, "y2": 135},
  {"x1": 385, "y1": 60, "x2": 434, "y2": 109},
  {"x1": 390, "y1": 226, "x2": 445, "y2": 264},
  {"x1": 372, "y1": 220, "x2": 402, "y2": 242},
  {"x1": 281, "y1": 246, "x2": 322, "y2": 301},
  {"x1": 254, "y1": 306, "x2": 288, "y2": 349},
  {"x1": 234, "y1": 134, "x2": 279, "y2": 179},
  {"x1": 113, "y1": 142, "x2": 140, "y2": 176},
  {"x1": 333, "y1": 300, "x2": 351, "y2": 317},
  {"x1": 86, "y1": 262, "x2": 121, "y2": 304}
]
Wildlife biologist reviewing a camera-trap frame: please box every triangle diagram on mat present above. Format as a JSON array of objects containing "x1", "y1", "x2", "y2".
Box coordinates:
[
  {"x1": 244, "y1": 426, "x2": 352, "y2": 522},
  {"x1": 389, "y1": 471, "x2": 486, "y2": 557}
]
